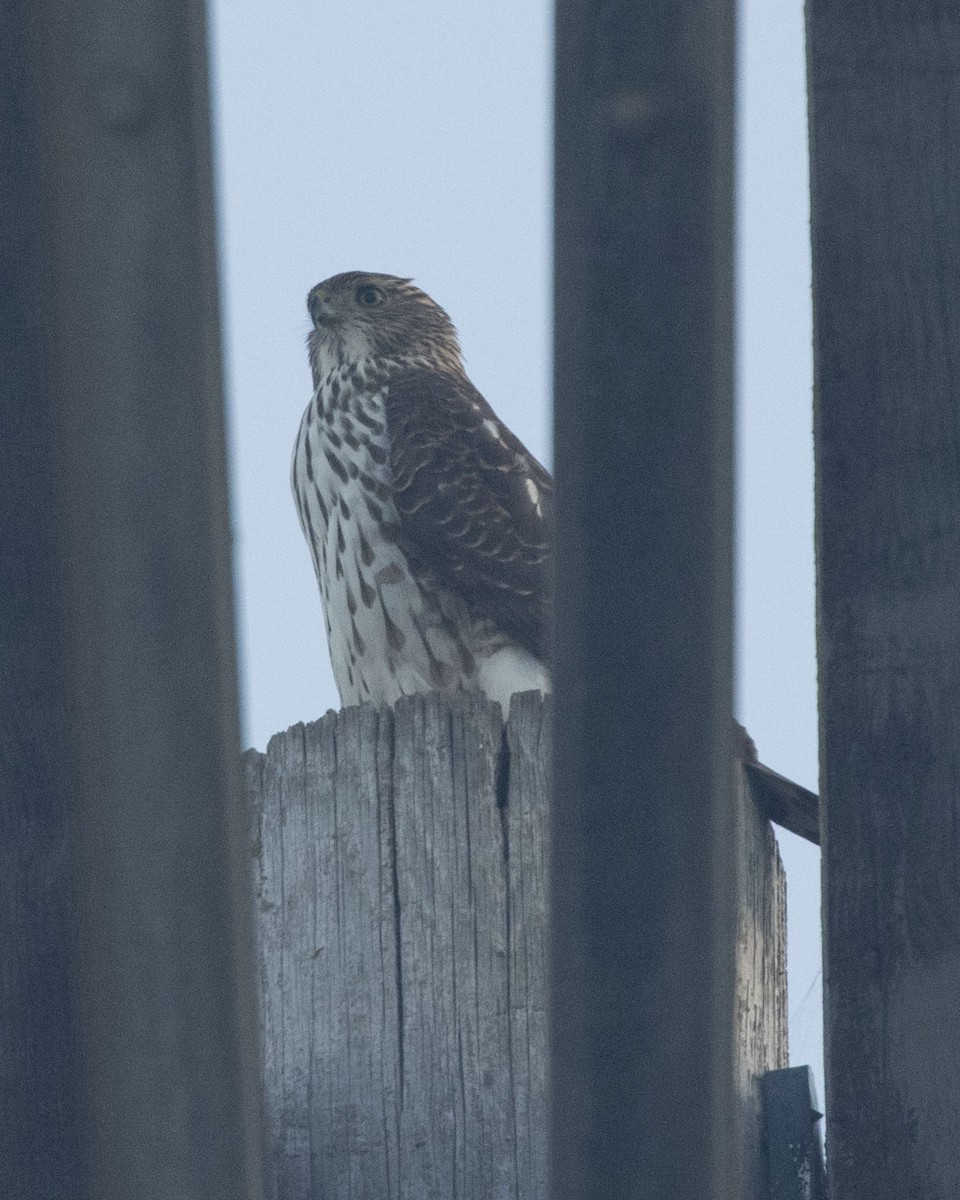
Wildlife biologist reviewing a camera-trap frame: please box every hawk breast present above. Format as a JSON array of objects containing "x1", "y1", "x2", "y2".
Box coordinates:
[{"x1": 292, "y1": 361, "x2": 553, "y2": 710}]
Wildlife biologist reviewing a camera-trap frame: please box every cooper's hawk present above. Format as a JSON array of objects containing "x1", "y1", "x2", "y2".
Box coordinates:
[{"x1": 292, "y1": 271, "x2": 552, "y2": 715}]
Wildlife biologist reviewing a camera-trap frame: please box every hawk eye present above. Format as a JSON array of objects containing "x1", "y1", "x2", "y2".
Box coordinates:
[{"x1": 355, "y1": 284, "x2": 385, "y2": 308}]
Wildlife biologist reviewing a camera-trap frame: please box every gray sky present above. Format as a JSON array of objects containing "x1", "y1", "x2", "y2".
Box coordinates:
[{"x1": 210, "y1": 0, "x2": 823, "y2": 1090}]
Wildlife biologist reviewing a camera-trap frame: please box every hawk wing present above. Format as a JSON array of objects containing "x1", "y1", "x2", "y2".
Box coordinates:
[{"x1": 384, "y1": 368, "x2": 553, "y2": 662}]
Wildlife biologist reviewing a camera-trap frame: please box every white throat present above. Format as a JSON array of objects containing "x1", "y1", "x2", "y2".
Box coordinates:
[{"x1": 309, "y1": 327, "x2": 377, "y2": 383}]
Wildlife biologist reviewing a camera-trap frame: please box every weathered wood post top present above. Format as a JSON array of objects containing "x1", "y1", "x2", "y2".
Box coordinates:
[{"x1": 243, "y1": 691, "x2": 785, "y2": 1200}]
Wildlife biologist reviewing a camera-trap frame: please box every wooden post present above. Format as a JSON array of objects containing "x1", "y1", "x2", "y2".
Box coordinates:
[
  {"x1": 553, "y1": 0, "x2": 737, "y2": 1194},
  {"x1": 243, "y1": 693, "x2": 785, "y2": 1200},
  {"x1": 735, "y1": 754, "x2": 789, "y2": 1199},
  {"x1": 0, "y1": 10, "x2": 81, "y2": 1193},
  {"x1": 808, "y1": 5, "x2": 960, "y2": 1195},
  {"x1": 8, "y1": 3, "x2": 265, "y2": 1196},
  {"x1": 761, "y1": 1068, "x2": 827, "y2": 1200}
]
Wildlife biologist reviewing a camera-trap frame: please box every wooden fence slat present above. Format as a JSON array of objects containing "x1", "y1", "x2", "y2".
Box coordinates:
[
  {"x1": 1, "y1": 6, "x2": 81, "y2": 1190},
  {"x1": 244, "y1": 693, "x2": 785, "y2": 1200},
  {"x1": 809, "y1": 6, "x2": 960, "y2": 1195},
  {"x1": 552, "y1": 0, "x2": 736, "y2": 1188},
  {"x1": 15, "y1": 2, "x2": 264, "y2": 1194}
]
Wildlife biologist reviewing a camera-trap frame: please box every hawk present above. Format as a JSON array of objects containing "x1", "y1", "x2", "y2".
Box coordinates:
[{"x1": 292, "y1": 271, "x2": 552, "y2": 715}]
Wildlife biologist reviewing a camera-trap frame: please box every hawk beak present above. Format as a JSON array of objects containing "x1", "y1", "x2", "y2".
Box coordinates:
[{"x1": 308, "y1": 290, "x2": 336, "y2": 327}]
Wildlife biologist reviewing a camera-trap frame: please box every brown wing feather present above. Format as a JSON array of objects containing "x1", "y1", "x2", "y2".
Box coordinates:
[{"x1": 384, "y1": 368, "x2": 553, "y2": 662}]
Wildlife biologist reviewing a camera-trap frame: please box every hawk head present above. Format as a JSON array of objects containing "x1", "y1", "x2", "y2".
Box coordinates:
[{"x1": 306, "y1": 271, "x2": 463, "y2": 382}]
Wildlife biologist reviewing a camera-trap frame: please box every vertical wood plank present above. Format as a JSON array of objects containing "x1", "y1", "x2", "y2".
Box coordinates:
[
  {"x1": 552, "y1": 0, "x2": 737, "y2": 1193},
  {"x1": 0, "y1": 7, "x2": 80, "y2": 1192},
  {"x1": 808, "y1": 5, "x2": 960, "y2": 1196},
  {"x1": 16, "y1": 2, "x2": 264, "y2": 1195}
]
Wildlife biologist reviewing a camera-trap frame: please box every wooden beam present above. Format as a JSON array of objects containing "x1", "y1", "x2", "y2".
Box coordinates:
[
  {"x1": 552, "y1": 0, "x2": 737, "y2": 1195},
  {"x1": 746, "y1": 761, "x2": 820, "y2": 846},
  {"x1": 16, "y1": 3, "x2": 264, "y2": 1196},
  {"x1": 808, "y1": 4, "x2": 960, "y2": 1195}
]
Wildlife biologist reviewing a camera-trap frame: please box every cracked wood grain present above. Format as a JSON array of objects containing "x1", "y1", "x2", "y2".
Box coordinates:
[{"x1": 243, "y1": 691, "x2": 783, "y2": 1199}]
